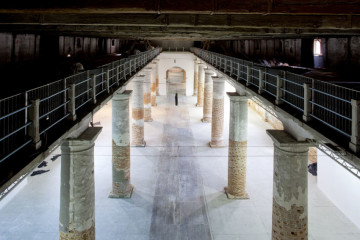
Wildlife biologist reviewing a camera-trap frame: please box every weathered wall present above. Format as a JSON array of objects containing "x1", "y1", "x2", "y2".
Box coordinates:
[
  {"x1": 157, "y1": 52, "x2": 194, "y2": 96},
  {"x1": 219, "y1": 37, "x2": 360, "y2": 72},
  {"x1": 0, "y1": 33, "x2": 40, "y2": 64},
  {"x1": 59, "y1": 36, "x2": 123, "y2": 57},
  {"x1": 152, "y1": 40, "x2": 194, "y2": 50},
  {"x1": 220, "y1": 39, "x2": 302, "y2": 66}
]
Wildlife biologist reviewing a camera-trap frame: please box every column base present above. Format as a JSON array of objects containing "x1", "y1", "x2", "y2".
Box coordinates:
[
  {"x1": 224, "y1": 187, "x2": 249, "y2": 200},
  {"x1": 132, "y1": 140, "x2": 146, "y2": 147},
  {"x1": 209, "y1": 141, "x2": 225, "y2": 148},
  {"x1": 349, "y1": 142, "x2": 360, "y2": 153},
  {"x1": 109, "y1": 185, "x2": 134, "y2": 198},
  {"x1": 302, "y1": 115, "x2": 312, "y2": 122},
  {"x1": 32, "y1": 140, "x2": 42, "y2": 150},
  {"x1": 196, "y1": 103, "x2": 203, "y2": 107},
  {"x1": 201, "y1": 117, "x2": 211, "y2": 123},
  {"x1": 144, "y1": 118, "x2": 153, "y2": 122},
  {"x1": 275, "y1": 99, "x2": 283, "y2": 105}
]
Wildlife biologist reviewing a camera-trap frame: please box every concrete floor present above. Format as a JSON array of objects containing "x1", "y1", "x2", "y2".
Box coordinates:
[{"x1": 1, "y1": 80, "x2": 360, "y2": 240}]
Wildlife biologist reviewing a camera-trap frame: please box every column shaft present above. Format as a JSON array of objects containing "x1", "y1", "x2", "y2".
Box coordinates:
[
  {"x1": 155, "y1": 60, "x2": 160, "y2": 96},
  {"x1": 267, "y1": 130, "x2": 309, "y2": 240},
  {"x1": 196, "y1": 64, "x2": 206, "y2": 107},
  {"x1": 132, "y1": 75, "x2": 146, "y2": 146},
  {"x1": 143, "y1": 68, "x2": 153, "y2": 122},
  {"x1": 59, "y1": 127, "x2": 102, "y2": 240},
  {"x1": 202, "y1": 69, "x2": 214, "y2": 122},
  {"x1": 225, "y1": 93, "x2": 249, "y2": 199},
  {"x1": 193, "y1": 60, "x2": 199, "y2": 96},
  {"x1": 210, "y1": 76, "x2": 225, "y2": 147},
  {"x1": 110, "y1": 90, "x2": 133, "y2": 198},
  {"x1": 150, "y1": 62, "x2": 157, "y2": 106}
]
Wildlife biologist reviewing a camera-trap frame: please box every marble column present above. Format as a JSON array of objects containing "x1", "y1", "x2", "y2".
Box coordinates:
[
  {"x1": 150, "y1": 61, "x2": 157, "y2": 106},
  {"x1": 143, "y1": 68, "x2": 153, "y2": 122},
  {"x1": 154, "y1": 59, "x2": 160, "y2": 96},
  {"x1": 209, "y1": 76, "x2": 225, "y2": 148},
  {"x1": 202, "y1": 69, "x2": 215, "y2": 122},
  {"x1": 193, "y1": 59, "x2": 199, "y2": 96},
  {"x1": 59, "y1": 127, "x2": 102, "y2": 240},
  {"x1": 132, "y1": 75, "x2": 146, "y2": 147},
  {"x1": 196, "y1": 64, "x2": 206, "y2": 107},
  {"x1": 267, "y1": 130, "x2": 310, "y2": 240},
  {"x1": 109, "y1": 90, "x2": 133, "y2": 198},
  {"x1": 225, "y1": 92, "x2": 249, "y2": 199}
]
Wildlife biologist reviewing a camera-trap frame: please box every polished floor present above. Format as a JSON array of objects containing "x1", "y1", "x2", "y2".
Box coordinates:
[{"x1": 0, "y1": 80, "x2": 360, "y2": 240}]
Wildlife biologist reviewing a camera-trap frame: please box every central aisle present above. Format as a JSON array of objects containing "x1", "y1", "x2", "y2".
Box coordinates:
[{"x1": 149, "y1": 90, "x2": 212, "y2": 239}]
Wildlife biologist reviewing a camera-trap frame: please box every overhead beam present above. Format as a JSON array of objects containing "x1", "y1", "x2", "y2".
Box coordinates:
[
  {"x1": 1, "y1": 0, "x2": 360, "y2": 14},
  {"x1": 1, "y1": 24, "x2": 359, "y2": 40},
  {"x1": 0, "y1": 13, "x2": 360, "y2": 30}
]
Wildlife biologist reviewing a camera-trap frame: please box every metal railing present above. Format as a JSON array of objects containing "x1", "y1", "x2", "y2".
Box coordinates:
[
  {"x1": 192, "y1": 47, "x2": 360, "y2": 151},
  {"x1": 0, "y1": 48, "x2": 161, "y2": 164},
  {"x1": 163, "y1": 47, "x2": 190, "y2": 52}
]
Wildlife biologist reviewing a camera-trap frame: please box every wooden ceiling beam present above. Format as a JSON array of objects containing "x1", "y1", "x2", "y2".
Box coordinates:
[
  {"x1": 1, "y1": 0, "x2": 360, "y2": 14},
  {"x1": 0, "y1": 13, "x2": 359, "y2": 30}
]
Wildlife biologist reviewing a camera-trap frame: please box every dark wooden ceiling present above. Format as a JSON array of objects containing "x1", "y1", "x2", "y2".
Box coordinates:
[{"x1": 1, "y1": 1, "x2": 360, "y2": 39}]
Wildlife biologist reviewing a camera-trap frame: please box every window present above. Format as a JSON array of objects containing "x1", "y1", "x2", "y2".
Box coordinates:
[{"x1": 314, "y1": 39, "x2": 322, "y2": 56}]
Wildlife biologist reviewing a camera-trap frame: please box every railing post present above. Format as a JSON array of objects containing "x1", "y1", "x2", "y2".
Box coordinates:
[
  {"x1": 246, "y1": 66, "x2": 251, "y2": 86},
  {"x1": 230, "y1": 60, "x2": 233, "y2": 76},
  {"x1": 105, "y1": 69, "x2": 110, "y2": 93},
  {"x1": 115, "y1": 65, "x2": 120, "y2": 86},
  {"x1": 68, "y1": 83, "x2": 77, "y2": 121},
  {"x1": 129, "y1": 60, "x2": 132, "y2": 73},
  {"x1": 28, "y1": 99, "x2": 42, "y2": 150},
  {"x1": 350, "y1": 99, "x2": 360, "y2": 153},
  {"x1": 63, "y1": 78, "x2": 67, "y2": 115},
  {"x1": 275, "y1": 75, "x2": 283, "y2": 105},
  {"x1": 303, "y1": 83, "x2": 312, "y2": 122},
  {"x1": 123, "y1": 63, "x2": 126, "y2": 79},
  {"x1": 86, "y1": 70, "x2": 90, "y2": 100},
  {"x1": 258, "y1": 69, "x2": 264, "y2": 94},
  {"x1": 25, "y1": 91, "x2": 28, "y2": 135},
  {"x1": 237, "y1": 63, "x2": 241, "y2": 81},
  {"x1": 90, "y1": 74, "x2": 97, "y2": 104}
]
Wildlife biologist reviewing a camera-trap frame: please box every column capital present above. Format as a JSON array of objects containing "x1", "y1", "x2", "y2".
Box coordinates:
[
  {"x1": 133, "y1": 74, "x2": 145, "y2": 82},
  {"x1": 62, "y1": 127, "x2": 102, "y2": 151},
  {"x1": 198, "y1": 63, "x2": 207, "y2": 68},
  {"x1": 266, "y1": 130, "x2": 311, "y2": 149},
  {"x1": 227, "y1": 92, "x2": 248, "y2": 102},
  {"x1": 205, "y1": 69, "x2": 215, "y2": 75},
  {"x1": 113, "y1": 90, "x2": 132, "y2": 101},
  {"x1": 212, "y1": 76, "x2": 226, "y2": 83},
  {"x1": 142, "y1": 67, "x2": 152, "y2": 72}
]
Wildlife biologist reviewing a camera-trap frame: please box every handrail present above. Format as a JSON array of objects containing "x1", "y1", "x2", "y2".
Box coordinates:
[
  {"x1": 191, "y1": 47, "x2": 360, "y2": 153},
  {"x1": 0, "y1": 48, "x2": 161, "y2": 164}
]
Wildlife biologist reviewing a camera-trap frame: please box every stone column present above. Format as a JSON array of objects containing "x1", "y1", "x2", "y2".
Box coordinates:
[
  {"x1": 193, "y1": 59, "x2": 199, "y2": 96},
  {"x1": 225, "y1": 92, "x2": 249, "y2": 199},
  {"x1": 150, "y1": 62, "x2": 157, "y2": 106},
  {"x1": 267, "y1": 130, "x2": 310, "y2": 240},
  {"x1": 210, "y1": 76, "x2": 226, "y2": 148},
  {"x1": 143, "y1": 68, "x2": 153, "y2": 122},
  {"x1": 59, "y1": 127, "x2": 102, "y2": 240},
  {"x1": 196, "y1": 64, "x2": 206, "y2": 107},
  {"x1": 109, "y1": 90, "x2": 133, "y2": 198},
  {"x1": 202, "y1": 69, "x2": 215, "y2": 122},
  {"x1": 154, "y1": 59, "x2": 160, "y2": 96},
  {"x1": 132, "y1": 75, "x2": 146, "y2": 147}
]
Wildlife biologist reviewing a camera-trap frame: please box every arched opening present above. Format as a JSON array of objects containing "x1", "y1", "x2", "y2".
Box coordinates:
[{"x1": 166, "y1": 67, "x2": 186, "y2": 97}]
